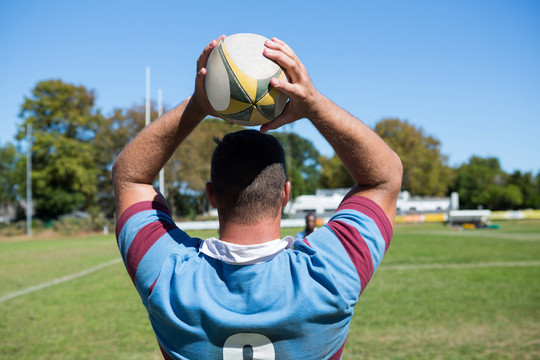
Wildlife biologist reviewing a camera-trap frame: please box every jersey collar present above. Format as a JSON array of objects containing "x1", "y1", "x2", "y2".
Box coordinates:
[{"x1": 200, "y1": 236, "x2": 294, "y2": 265}]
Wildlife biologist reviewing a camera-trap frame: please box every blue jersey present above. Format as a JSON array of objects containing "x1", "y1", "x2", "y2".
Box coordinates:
[{"x1": 116, "y1": 196, "x2": 392, "y2": 359}]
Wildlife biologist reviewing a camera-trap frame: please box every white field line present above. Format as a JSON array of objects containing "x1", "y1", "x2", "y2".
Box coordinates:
[
  {"x1": 381, "y1": 260, "x2": 540, "y2": 271},
  {"x1": 0, "y1": 258, "x2": 122, "y2": 303}
]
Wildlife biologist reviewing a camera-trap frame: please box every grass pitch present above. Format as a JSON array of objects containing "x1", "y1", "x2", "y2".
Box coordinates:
[{"x1": 1, "y1": 221, "x2": 539, "y2": 359}]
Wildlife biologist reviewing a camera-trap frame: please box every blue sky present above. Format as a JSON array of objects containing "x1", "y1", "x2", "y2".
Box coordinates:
[{"x1": 1, "y1": 0, "x2": 539, "y2": 174}]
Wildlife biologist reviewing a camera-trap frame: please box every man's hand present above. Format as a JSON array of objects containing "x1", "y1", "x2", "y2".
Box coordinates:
[
  {"x1": 260, "y1": 38, "x2": 325, "y2": 132},
  {"x1": 190, "y1": 35, "x2": 226, "y2": 120}
]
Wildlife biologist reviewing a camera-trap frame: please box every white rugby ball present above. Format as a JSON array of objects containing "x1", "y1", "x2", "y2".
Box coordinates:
[{"x1": 205, "y1": 33, "x2": 288, "y2": 126}]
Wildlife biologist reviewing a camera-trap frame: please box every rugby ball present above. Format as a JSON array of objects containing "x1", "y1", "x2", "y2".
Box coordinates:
[{"x1": 205, "y1": 33, "x2": 289, "y2": 126}]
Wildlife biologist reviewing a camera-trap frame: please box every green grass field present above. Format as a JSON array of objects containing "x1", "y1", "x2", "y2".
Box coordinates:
[{"x1": 1, "y1": 221, "x2": 539, "y2": 359}]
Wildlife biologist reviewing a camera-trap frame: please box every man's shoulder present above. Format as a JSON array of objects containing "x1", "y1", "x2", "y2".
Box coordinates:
[
  {"x1": 116, "y1": 201, "x2": 172, "y2": 237},
  {"x1": 329, "y1": 195, "x2": 393, "y2": 241}
]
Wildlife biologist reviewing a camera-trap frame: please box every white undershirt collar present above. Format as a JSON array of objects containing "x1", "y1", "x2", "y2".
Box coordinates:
[{"x1": 200, "y1": 236, "x2": 294, "y2": 265}]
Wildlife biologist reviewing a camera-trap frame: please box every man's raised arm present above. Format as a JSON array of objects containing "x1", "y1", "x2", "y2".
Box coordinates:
[
  {"x1": 112, "y1": 36, "x2": 225, "y2": 218},
  {"x1": 261, "y1": 38, "x2": 403, "y2": 223}
]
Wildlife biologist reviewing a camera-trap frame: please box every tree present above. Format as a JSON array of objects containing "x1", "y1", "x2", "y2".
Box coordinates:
[
  {"x1": 94, "y1": 104, "x2": 152, "y2": 217},
  {"x1": 452, "y1": 156, "x2": 524, "y2": 210},
  {"x1": 318, "y1": 154, "x2": 355, "y2": 189},
  {"x1": 507, "y1": 171, "x2": 540, "y2": 209},
  {"x1": 17, "y1": 80, "x2": 103, "y2": 218},
  {"x1": 374, "y1": 118, "x2": 454, "y2": 196},
  {"x1": 272, "y1": 132, "x2": 321, "y2": 197},
  {"x1": 0, "y1": 143, "x2": 26, "y2": 222},
  {"x1": 476, "y1": 184, "x2": 523, "y2": 210}
]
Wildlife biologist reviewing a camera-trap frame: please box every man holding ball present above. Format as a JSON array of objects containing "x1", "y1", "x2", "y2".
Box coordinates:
[{"x1": 113, "y1": 35, "x2": 402, "y2": 359}]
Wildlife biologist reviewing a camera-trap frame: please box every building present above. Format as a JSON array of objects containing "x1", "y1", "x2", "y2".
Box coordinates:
[
  {"x1": 396, "y1": 191, "x2": 459, "y2": 214},
  {"x1": 284, "y1": 188, "x2": 349, "y2": 218},
  {"x1": 284, "y1": 189, "x2": 459, "y2": 218}
]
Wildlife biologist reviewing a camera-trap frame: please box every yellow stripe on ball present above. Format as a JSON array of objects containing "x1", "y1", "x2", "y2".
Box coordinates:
[
  {"x1": 219, "y1": 98, "x2": 252, "y2": 116},
  {"x1": 221, "y1": 43, "x2": 258, "y2": 102}
]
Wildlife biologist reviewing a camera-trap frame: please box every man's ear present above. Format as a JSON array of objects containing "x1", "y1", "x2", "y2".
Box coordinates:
[
  {"x1": 206, "y1": 182, "x2": 217, "y2": 208},
  {"x1": 282, "y1": 181, "x2": 291, "y2": 207}
]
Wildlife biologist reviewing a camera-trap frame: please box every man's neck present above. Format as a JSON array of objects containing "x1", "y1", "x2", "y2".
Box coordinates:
[{"x1": 218, "y1": 216, "x2": 282, "y2": 245}]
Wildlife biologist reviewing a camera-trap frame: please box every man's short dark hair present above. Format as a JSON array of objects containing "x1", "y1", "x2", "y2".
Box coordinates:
[{"x1": 211, "y1": 130, "x2": 287, "y2": 224}]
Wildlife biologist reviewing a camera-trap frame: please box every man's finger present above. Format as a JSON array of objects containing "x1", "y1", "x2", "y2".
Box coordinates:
[
  {"x1": 196, "y1": 40, "x2": 215, "y2": 72},
  {"x1": 195, "y1": 67, "x2": 207, "y2": 88},
  {"x1": 264, "y1": 53, "x2": 302, "y2": 83},
  {"x1": 260, "y1": 115, "x2": 291, "y2": 133},
  {"x1": 264, "y1": 48, "x2": 300, "y2": 83},
  {"x1": 197, "y1": 36, "x2": 225, "y2": 73},
  {"x1": 266, "y1": 38, "x2": 297, "y2": 61},
  {"x1": 270, "y1": 77, "x2": 296, "y2": 98},
  {"x1": 260, "y1": 104, "x2": 294, "y2": 133}
]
